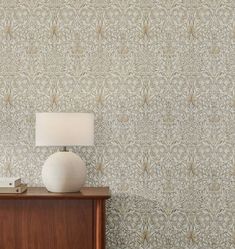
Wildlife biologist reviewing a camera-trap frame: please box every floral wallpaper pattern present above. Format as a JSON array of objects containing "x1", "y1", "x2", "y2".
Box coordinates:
[{"x1": 0, "y1": 0, "x2": 235, "y2": 248}]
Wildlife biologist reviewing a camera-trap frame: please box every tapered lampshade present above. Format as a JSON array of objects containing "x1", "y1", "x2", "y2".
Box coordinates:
[{"x1": 36, "y1": 113, "x2": 94, "y2": 146}]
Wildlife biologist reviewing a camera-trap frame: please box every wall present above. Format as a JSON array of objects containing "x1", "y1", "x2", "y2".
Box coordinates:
[{"x1": 0, "y1": 0, "x2": 235, "y2": 248}]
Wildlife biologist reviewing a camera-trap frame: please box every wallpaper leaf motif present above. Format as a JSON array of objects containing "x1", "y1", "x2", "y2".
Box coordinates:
[{"x1": 0, "y1": 0, "x2": 235, "y2": 248}]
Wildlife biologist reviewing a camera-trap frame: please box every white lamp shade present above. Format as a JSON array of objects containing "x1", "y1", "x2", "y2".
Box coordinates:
[{"x1": 35, "y1": 113, "x2": 94, "y2": 146}]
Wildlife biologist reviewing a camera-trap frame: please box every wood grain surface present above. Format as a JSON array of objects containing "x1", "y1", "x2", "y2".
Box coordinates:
[{"x1": 0, "y1": 187, "x2": 110, "y2": 249}]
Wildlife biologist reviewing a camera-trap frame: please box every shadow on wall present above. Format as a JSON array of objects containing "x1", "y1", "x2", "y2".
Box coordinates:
[{"x1": 105, "y1": 193, "x2": 234, "y2": 249}]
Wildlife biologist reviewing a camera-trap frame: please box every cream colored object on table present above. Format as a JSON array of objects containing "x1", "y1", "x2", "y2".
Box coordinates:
[
  {"x1": 35, "y1": 113, "x2": 94, "y2": 193},
  {"x1": 42, "y1": 151, "x2": 86, "y2": 193}
]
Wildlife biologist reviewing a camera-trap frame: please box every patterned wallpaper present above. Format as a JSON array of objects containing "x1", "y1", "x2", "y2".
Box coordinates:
[{"x1": 0, "y1": 0, "x2": 235, "y2": 248}]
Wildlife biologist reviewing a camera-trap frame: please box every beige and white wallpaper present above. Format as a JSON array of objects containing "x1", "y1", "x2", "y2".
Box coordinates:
[{"x1": 0, "y1": 0, "x2": 235, "y2": 248}]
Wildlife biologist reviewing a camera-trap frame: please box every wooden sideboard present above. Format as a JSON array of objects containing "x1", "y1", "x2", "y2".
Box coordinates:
[{"x1": 0, "y1": 187, "x2": 111, "y2": 249}]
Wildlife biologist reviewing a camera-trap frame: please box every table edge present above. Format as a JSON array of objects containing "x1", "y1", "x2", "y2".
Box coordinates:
[{"x1": 0, "y1": 187, "x2": 111, "y2": 200}]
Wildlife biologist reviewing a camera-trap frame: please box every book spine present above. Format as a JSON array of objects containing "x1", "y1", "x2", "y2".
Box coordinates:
[
  {"x1": 0, "y1": 179, "x2": 21, "y2": 187},
  {"x1": 15, "y1": 185, "x2": 27, "y2": 194},
  {"x1": 0, "y1": 188, "x2": 15, "y2": 193},
  {"x1": 0, "y1": 184, "x2": 27, "y2": 194}
]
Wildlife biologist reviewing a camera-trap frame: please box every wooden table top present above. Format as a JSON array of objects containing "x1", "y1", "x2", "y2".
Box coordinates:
[{"x1": 0, "y1": 187, "x2": 111, "y2": 200}]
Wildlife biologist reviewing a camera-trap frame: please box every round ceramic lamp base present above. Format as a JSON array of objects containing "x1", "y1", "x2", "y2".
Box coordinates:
[{"x1": 42, "y1": 151, "x2": 86, "y2": 193}]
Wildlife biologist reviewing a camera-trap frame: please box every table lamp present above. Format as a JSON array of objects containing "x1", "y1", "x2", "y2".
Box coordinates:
[{"x1": 35, "y1": 113, "x2": 94, "y2": 193}]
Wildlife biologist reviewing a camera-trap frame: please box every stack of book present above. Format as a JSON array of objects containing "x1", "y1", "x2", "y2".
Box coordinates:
[{"x1": 0, "y1": 177, "x2": 27, "y2": 194}]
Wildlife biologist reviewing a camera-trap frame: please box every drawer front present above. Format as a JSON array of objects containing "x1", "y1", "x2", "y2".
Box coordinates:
[{"x1": 0, "y1": 200, "x2": 93, "y2": 249}]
